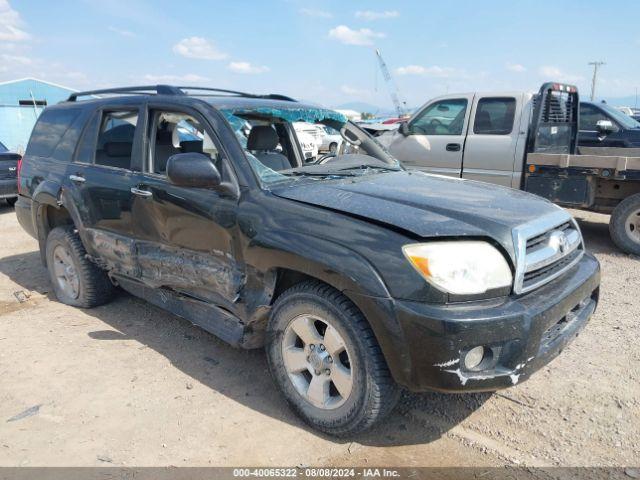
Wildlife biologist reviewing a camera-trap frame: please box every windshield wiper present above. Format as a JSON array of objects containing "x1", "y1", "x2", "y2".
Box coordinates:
[
  {"x1": 281, "y1": 170, "x2": 357, "y2": 177},
  {"x1": 337, "y1": 164, "x2": 401, "y2": 172}
]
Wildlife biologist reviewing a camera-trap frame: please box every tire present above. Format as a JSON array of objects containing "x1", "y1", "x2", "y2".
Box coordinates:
[
  {"x1": 266, "y1": 281, "x2": 400, "y2": 436},
  {"x1": 45, "y1": 226, "x2": 115, "y2": 308},
  {"x1": 609, "y1": 193, "x2": 640, "y2": 255},
  {"x1": 329, "y1": 142, "x2": 338, "y2": 154},
  {"x1": 6, "y1": 197, "x2": 17, "y2": 207}
]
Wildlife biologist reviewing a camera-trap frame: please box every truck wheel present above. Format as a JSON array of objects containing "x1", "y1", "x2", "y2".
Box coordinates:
[
  {"x1": 45, "y1": 226, "x2": 115, "y2": 308},
  {"x1": 6, "y1": 197, "x2": 17, "y2": 207},
  {"x1": 266, "y1": 281, "x2": 400, "y2": 436},
  {"x1": 610, "y1": 194, "x2": 640, "y2": 255}
]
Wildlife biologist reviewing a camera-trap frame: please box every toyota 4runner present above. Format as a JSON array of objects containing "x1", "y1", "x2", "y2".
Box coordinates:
[{"x1": 15, "y1": 85, "x2": 600, "y2": 436}]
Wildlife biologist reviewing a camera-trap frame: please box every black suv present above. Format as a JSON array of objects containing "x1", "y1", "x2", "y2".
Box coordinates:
[
  {"x1": 15, "y1": 85, "x2": 600, "y2": 436},
  {"x1": 0, "y1": 140, "x2": 19, "y2": 206}
]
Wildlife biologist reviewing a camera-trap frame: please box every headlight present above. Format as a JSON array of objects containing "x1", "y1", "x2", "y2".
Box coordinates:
[{"x1": 402, "y1": 241, "x2": 512, "y2": 295}]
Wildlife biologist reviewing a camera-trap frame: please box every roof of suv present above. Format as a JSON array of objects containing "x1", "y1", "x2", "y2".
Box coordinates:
[{"x1": 62, "y1": 84, "x2": 324, "y2": 113}]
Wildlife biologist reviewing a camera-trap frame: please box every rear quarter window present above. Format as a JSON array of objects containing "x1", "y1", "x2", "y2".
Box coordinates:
[{"x1": 25, "y1": 107, "x2": 82, "y2": 158}]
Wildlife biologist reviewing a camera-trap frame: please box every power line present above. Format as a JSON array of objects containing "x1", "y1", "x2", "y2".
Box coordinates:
[{"x1": 588, "y1": 61, "x2": 605, "y2": 101}]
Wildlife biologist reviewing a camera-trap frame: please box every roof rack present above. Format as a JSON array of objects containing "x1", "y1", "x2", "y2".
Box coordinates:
[{"x1": 67, "y1": 85, "x2": 297, "y2": 102}]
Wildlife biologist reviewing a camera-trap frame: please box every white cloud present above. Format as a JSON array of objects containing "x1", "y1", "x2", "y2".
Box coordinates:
[
  {"x1": 328, "y1": 25, "x2": 385, "y2": 46},
  {"x1": 506, "y1": 63, "x2": 526, "y2": 73},
  {"x1": 0, "y1": 0, "x2": 29, "y2": 42},
  {"x1": 538, "y1": 65, "x2": 583, "y2": 83},
  {"x1": 173, "y1": 37, "x2": 227, "y2": 60},
  {"x1": 300, "y1": 8, "x2": 332, "y2": 18},
  {"x1": 142, "y1": 73, "x2": 210, "y2": 83},
  {"x1": 340, "y1": 85, "x2": 370, "y2": 96},
  {"x1": 355, "y1": 10, "x2": 399, "y2": 21},
  {"x1": 395, "y1": 64, "x2": 457, "y2": 78},
  {"x1": 0, "y1": 53, "x2": 31, "y2": 65},
  {"x1": 227, "y1": 61, "x2": 269, "y2": 74},
  {"x1": 108, "y1": 26, "x2": 135, "y2": 37}
]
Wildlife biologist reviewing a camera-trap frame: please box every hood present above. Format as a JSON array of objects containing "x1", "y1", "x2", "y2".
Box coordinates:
[{"x1": 271, "y1": 171, "x2": 565, "y2": 260}]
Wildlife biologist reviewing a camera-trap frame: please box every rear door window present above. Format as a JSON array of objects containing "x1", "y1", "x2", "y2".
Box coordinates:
[
  {"x1": 94, "y1": 111, "x2": 138, "y2": 169},
  {"x1": 473, "y1": 97, "x2": 516, "y2": 135}
]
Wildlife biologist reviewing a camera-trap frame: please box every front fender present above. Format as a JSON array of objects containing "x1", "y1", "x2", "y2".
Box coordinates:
[{"x1": 244, "y1": 229, "x2": 412, "y2": 385}]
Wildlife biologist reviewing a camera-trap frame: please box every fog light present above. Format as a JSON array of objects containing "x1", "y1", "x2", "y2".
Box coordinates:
[{"x1": 464, "y1": 346, "x2": 485, "y2": 370}]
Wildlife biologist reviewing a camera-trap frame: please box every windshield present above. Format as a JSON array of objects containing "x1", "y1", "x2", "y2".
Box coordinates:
[
  {"x1": 220, "y1": 105, "x2": 401, "y2": 186},
  {"x1": 0, "y1": 141, "x2": 7, "y2": 153},
  {"x1": 600, "y1": 103, "x2": 640, "y2": 129}
]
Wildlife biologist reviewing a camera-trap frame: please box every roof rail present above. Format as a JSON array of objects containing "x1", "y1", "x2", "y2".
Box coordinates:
[
  {"x1": 67, "y1": 85, "x2": 185, "y2": 101},
  {"x1": 67, "y1": 84, "x2": 297, "y2": 102}
]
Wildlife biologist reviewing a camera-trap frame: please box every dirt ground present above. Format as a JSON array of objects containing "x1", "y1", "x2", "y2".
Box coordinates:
[{"x1": 0, "y1": 204, "x2": 637, "y2": 469}]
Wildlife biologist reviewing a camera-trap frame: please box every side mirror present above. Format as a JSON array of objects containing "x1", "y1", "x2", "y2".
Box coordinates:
[
  {"x1": 595, "y1": 119, "x2": 615, "y2": 135},
  {"x1": 166, "y1": 153, "x2": 221, "y2": 188},
  {"x1": 399, "y1": 122, "x2": 410, "y2": 136}
]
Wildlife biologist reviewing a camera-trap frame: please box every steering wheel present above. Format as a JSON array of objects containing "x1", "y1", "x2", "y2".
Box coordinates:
[{"x1": 340, "y1": 126, "x2": 362, "y2": 146}]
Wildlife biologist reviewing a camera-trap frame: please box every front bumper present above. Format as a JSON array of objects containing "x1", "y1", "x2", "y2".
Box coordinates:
[
  {"x1": 351, "y1": 252, "x2": 600, "y2": 393},
  {"x1": 0, "y1": 178, "x2": 18, "y2": 198}
]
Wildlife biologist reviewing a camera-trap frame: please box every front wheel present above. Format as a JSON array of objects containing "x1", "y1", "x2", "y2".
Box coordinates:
[
  {"x1": 609, "y1": 194, "x2": 640, "y2": 255},
  {"x1": 266, "y1": 281, "x2": 400, "y2": 436}
]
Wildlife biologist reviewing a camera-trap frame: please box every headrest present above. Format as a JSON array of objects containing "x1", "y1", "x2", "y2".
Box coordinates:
[
  {"x1": 104, "y1": 142, "x2": 132, "y2": 157},
  {"x1": 247, "y1": 125, "x2": 279, "y2": 151},
  {"x1": 181, "y1": 140, "x2": 203, "y2": 153},
  {"x1": 157, "y1": 127, "x2": 174, "y2": 145}
]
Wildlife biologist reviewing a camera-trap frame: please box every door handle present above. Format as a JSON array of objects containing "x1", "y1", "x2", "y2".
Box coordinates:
[
  {"x1": 69, "y1": 174, "x2": 86, "y2": 183},
  {"x1": 131, "y1": 187, "x2": 153, "y2": 198},
  {"x1": 446, "y1": 143, "x2": 461, "y2": 152}
]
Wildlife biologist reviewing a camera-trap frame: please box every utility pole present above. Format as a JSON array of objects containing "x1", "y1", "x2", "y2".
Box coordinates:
[{"x1": 588, "y1": 61, "x2": 605, "y2": 101}]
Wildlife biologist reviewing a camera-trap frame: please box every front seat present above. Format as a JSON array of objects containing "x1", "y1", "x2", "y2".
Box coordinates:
[{"x1": 247, "y1": 126, "x2": 291, "y2": 171}]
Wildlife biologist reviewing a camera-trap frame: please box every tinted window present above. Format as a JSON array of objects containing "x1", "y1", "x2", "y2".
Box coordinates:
[
  {"x1": 410, "y1": 99, "x2": 468, "y2": 135},
  {"x1": 74, "y1": 112, "x2": 100, "y2": 164},
  {"x1": 473, "y1": 97, "x2": 516, "y2": 135},
  {"x1": 95, "y1": 111, "x2": 138, "y2": 169},
  {"x1": 579, "y1": 104, "x2": 610, "y2": 131},
  {"x1": 26, "y1": 108, "x2": 81, "y2": 158}
]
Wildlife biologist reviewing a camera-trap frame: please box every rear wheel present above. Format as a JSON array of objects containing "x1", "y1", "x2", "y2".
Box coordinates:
[
  {"x1": 45, "y1": 226, "x2": 115, "y2": 308},
  {"x1": 610, "y1": 194, "x2": 640, "y2": 255},
  {"x1": 6, "y1": 197, "x2": 17, "y2": 207},
  {"x1": 266, "y1": 281, "x2": 400, "y2": 436}
]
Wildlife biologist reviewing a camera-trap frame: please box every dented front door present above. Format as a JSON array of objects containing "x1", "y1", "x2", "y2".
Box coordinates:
[{"x1": 130, "y1": 105, "x2": 242, "y2": 309}]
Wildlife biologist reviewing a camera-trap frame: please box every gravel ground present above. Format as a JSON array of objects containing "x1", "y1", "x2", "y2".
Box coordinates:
[{"x1": 0, "y1": 204, "x2": 637, "y2": 470}]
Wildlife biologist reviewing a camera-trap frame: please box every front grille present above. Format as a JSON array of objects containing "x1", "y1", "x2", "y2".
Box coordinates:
[{"x1": 513, "y1": 212, "x2": 584, "y2": 294}]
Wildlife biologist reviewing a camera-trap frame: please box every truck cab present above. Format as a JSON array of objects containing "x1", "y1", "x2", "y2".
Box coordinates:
[
  {"x1": 388, "y1": 91, "x2": 535, "y2": 188},
  {"x1": 578, "y1": 101, "x2": 640, "y2": 149}
]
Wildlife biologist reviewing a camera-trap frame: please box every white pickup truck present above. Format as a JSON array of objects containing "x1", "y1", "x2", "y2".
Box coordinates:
[
  {"x1": 379, "y1": 83, "x2": 640, "y2": 255},
  {"x1": 385, "y1": 84, "x2": 579, "y2": 188}
]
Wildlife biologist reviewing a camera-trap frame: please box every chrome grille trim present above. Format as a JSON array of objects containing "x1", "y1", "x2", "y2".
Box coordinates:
[{"x1": 512, "y1": 210, "x2": 584, "y2": 295}]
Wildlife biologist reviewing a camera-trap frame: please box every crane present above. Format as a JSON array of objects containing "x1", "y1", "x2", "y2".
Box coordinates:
[{"x1": 375, "y1": 48, "x2": 407, "y2": 118}]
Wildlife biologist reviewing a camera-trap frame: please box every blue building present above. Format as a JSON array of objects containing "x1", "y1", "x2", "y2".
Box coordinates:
[{"x1": 0, "y1": 78, "x2": 76, "y2": 153}]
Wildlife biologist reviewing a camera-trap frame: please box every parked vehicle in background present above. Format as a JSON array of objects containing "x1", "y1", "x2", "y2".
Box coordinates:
[
  {"x1": 579, "y1": 101, "x2": 640, "y2": 148},
  {"x1": 615, "y1": 106, "x2": 640, "y2": 121},
  {"x1": 0, "y1": 140, "x2": 19, "y2": 206},
  {"x1": 387, "y1": 83, "x2": 640, "y2": 255},
  {"x1": 293, "y1": 122, "x2": 320, "y2": 161},
  {"x1": 317, "y1": 125, "x2": 342, "y2": 154},
  {"x1": 14, "y1": 84, "x2": 600, "y2": 435}
]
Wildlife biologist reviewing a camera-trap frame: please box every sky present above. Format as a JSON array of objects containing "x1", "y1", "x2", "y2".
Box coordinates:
[{"x1": 1, "y1": 0, "x2": 639, "y2": 111}]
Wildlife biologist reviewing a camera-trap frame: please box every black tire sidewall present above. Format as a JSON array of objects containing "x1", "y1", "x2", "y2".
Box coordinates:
[
  {"x1": 267, "y1": 290, "x2": 373, "y2": 433},
  {"x1": 610, "y1": 194, "x2": 640, "y2": 255},
  {"x1": 45, "y1": 227, "x2": 86, "y2": 307}
]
